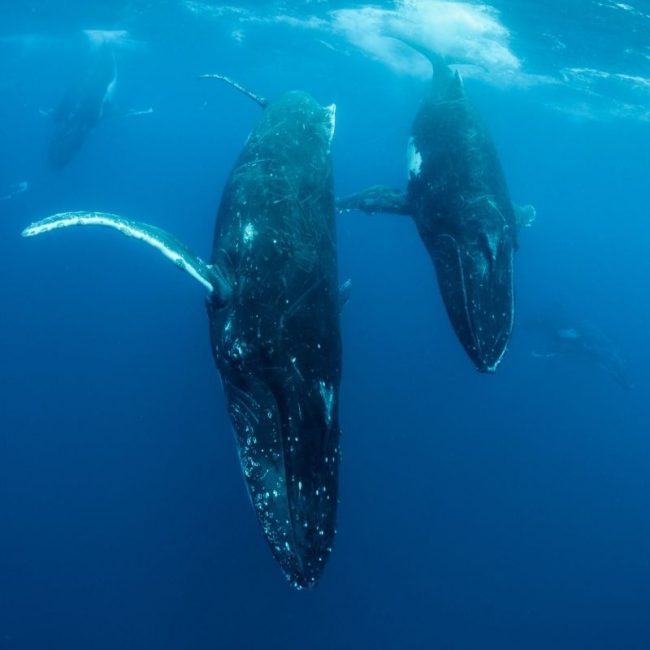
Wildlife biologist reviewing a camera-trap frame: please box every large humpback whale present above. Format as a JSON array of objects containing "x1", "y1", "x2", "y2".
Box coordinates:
[
  {"x1": 23, "y1": 77, "x2": 342, "y2": 589},
  {"x1": 339, "y1": 43, "x2": 534, "y2": 372},
  {"x1": 48, "y1": 42, "x2": 116, "y2": 170}
]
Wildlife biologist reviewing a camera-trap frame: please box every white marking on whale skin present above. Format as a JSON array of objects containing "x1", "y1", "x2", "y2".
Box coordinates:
[
  {"x1": 242, "y1": 222, "x2": 257, "y2": 245},
  {"x1": 325, "y1": 104, "x2": 336, "y2": 151},
  {"x1": 484, "y1": 230, "x2": 499, "y2": 262},
  {"x1": 483, "y1": 249, "x2": 514, "y2": 372},
  {"x1": 318, "y1": 380, "x2": 334, "y2": 428},
  {"x1": 21, "y1": 211, "x2": 215, "y2": 292},
  {"x1": 407, "y1": 136, "x2": 422, "y2": 178}
]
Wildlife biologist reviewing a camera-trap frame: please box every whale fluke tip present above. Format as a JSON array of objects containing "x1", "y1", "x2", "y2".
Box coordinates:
[{"x1": 22, "y1": 213, "x2": 67, "y2": 237}]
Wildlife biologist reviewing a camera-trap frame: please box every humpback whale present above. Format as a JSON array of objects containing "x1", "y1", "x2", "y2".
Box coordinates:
[
  {"x1": 48, "y1": 41, "x2": 116, "y2": 170},
  {"x1": 23, "y1": 77, "x2": 342, "y2": 589},
  {"x1": 339, "y1": 43, "x2": 534, "y2": 372},
  {"x1": 525, "y1": 304, "x2": 633, "y2": 390}
]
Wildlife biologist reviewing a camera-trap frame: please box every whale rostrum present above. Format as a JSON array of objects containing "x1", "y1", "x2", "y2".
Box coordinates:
[{"x1": 23, "y1": 79, "x2": 343, "y2": 589}]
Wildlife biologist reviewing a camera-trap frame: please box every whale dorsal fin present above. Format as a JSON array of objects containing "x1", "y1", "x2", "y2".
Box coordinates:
[
  {"x1": 22, "y1": 211, "x2": 232, "y2": 306},
  {"x1": 198, "y1": 74, "x2": 268, "y2": 108}
]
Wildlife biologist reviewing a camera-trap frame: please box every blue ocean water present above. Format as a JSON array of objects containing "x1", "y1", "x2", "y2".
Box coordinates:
[{"x1": 1, "y1": 1, "x2": 650, "y2": 648}]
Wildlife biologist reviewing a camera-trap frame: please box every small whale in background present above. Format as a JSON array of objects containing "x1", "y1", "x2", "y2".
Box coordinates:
[
  {"x1": 525, "y1": 304, "x2": 633, "y2": 390},
  {"x1": 23, "y1": 76, "x2": 343, "y2": 589},
  {"x1": 48, "y1": 38, "x2": 117, "y2": 170},
  {"x1": 1, "y1": 180, "x2": 29, "y2": 201},
  {"x1": 338, "y1": 40, "x2": 535, "y2": 373}
]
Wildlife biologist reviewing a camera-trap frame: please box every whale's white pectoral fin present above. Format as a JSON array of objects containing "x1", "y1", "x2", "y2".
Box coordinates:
[
  {"x1": 22, "y1": 211, "x2": 232, "y2": 305},
  {"x1": 514, "y1": 203, "x2": 537, "y2": 229}
]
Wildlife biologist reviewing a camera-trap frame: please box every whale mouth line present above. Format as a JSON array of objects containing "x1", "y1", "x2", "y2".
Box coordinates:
[
  {"x1": 433, "y1": 231, "x2": 513, "y2": 373},
  {"x1": 435, "y1": 232, "x2": 482, "y2": 359}
]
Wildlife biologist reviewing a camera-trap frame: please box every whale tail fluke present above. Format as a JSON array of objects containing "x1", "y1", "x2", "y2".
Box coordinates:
[
  {"x1": 198, "y1": 74, "x2": 268, "y2": 108},
  {"x1": 388, "y1": 35, "x2": 448, "y2": 74},
  {"x1": 387, "y1": 34, "x2": 487, "y2": 81},
  {"x1": 22, "y1": 211, "x2": 232, "y2": 306}
]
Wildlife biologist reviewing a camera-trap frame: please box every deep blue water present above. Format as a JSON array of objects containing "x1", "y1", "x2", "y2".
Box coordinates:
[{"x1": 1, "y1": 1, "x2": 650, "y2": 648}]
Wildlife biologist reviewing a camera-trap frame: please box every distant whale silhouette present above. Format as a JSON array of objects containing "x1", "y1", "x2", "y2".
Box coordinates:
[
  {"x1": 0, "y1": 180, "x2": 29, "y2": 201},
  {"x1": 338, "y1": 41, "x2": 535, "y2": 373},
  {"x1": 23, "y1": 76, "x2": 343, "y2": 589},
  {"x1": 525, "y1": 304, "x2": 633, "y2": 390},
  {"x1": 48, "y1": 42, "x2": 116, "y2": 170}
]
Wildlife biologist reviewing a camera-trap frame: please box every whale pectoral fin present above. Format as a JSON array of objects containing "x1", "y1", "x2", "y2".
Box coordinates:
[
  {"x1": 199, "y1": 74, "x2": 268, "y2": 108},
  {"x1": 514, "y1": 203, "x2": 537, "y2": 229},
  {"x1": 338, "y1": 278, "x2": 352, "y2": 310},
  {"x1": 337, "y1": 185, "x2": 411, "y2": 216},
  {"x1": 21, "y1": 211, "x2": 232, "y2": 306}
]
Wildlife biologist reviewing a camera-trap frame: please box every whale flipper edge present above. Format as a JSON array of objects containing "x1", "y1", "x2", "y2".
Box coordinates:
[
  {"x1": 22, "y1": 211, "x2": 232, "y2": 304},
  {"x1": 198, "y1": 74, "x2": 268, "y2": 108}
]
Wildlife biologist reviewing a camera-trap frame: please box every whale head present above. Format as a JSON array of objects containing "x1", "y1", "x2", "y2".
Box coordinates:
[
  {"x1": 208, "y1": 293, "x2": 341, "y2": 589},
  {"x1": 430, "y1": 222, "x2": 515, "y2": 373}
]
